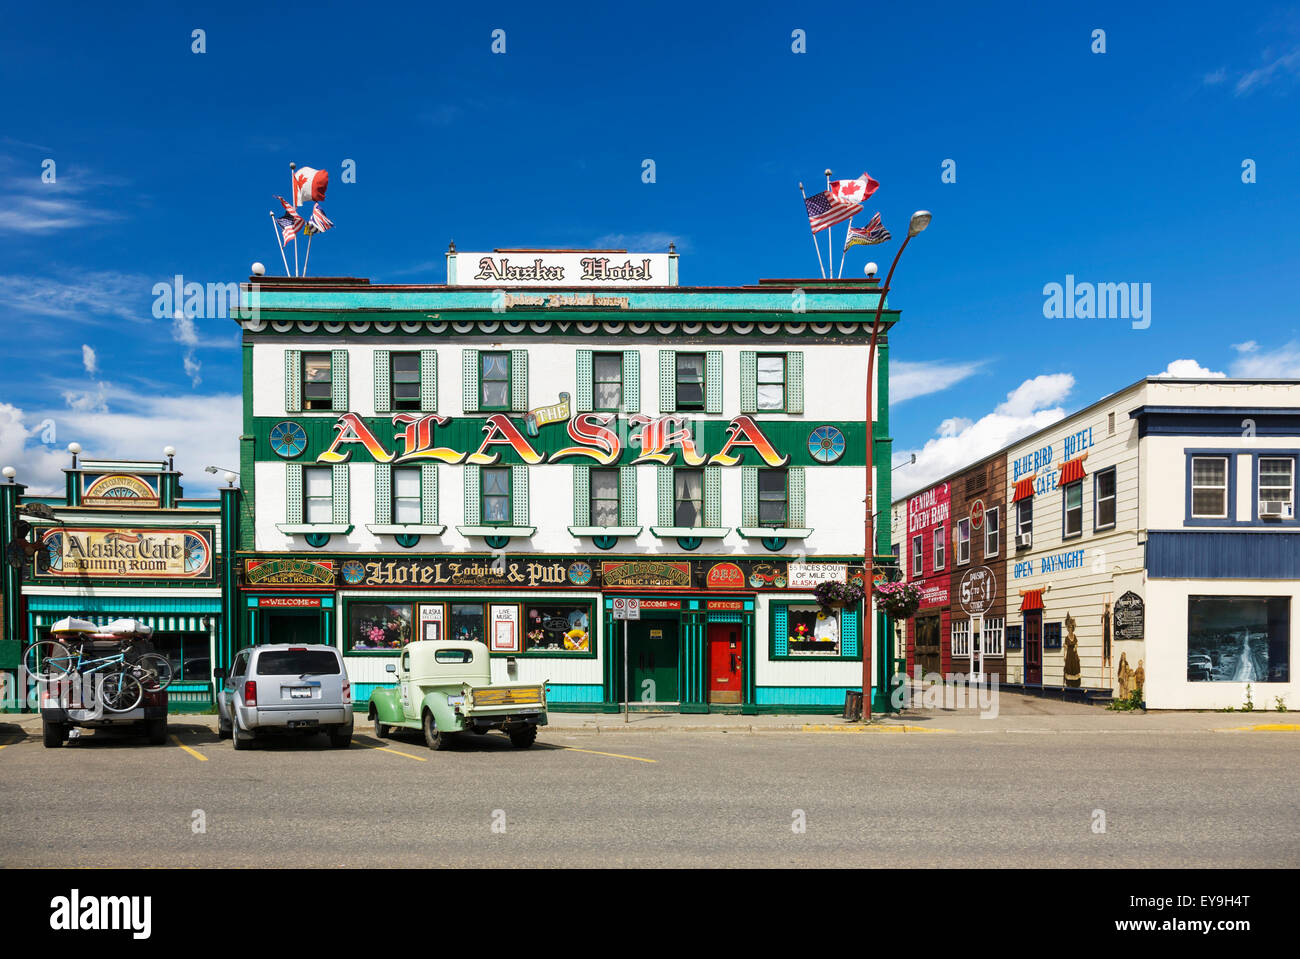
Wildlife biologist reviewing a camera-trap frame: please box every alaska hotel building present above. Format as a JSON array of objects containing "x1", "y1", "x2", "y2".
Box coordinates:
[
  {"x1": 893, "y1": 376, "x2": 1300, "y2": 710},
  {"x1": 228, "y1": 248, "x2": 900, "y2": 714}
]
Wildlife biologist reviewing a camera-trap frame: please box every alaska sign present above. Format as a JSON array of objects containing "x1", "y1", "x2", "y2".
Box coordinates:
[
  {"x1": 313, "y1": 412, "x2": 794, "y2": 468},
  {"x1": 454, "y1": 251, "x2": 671, "y2": 287}
]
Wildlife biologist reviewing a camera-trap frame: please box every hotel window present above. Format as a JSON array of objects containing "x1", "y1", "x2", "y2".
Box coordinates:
[
  {"x1": 525, "y1": 603, "x2": 594, "y2": 653},
  {"x1": 304, "y1": 467, "x2": 332, "y2": 523},
  {"x1": 1043, "y1": 621, "x2": 1062, "y2": 650},
  {"x1": 590, "y1": 468, "x2": 620, "y2": 526},
  {"x1": 983, "y1": 617, "x2": 1005, "y2": 657},
  {"x1": 674, "y1": 469, "x2": 704, "y2": 526},
  {"x1": 1016, "y1": 497, "x2": 1033, "y2": 546},
  {"x1": 1190, "y1": 456, "x2": 1228, "y2": 518},
  {"x1": 391, "y1": 352, "x2": 421, "y2": 411},
  {"x1": 450, "y1": 603, "x2": 485, "y2": 644},
  {"x1": 480, "y1": 352, "x2": 510, "y2": 410},
  {"x1": 481, "y1": 467, "x2": 511, "y2": 524},
  {"x1": 1258, "y1": 457, "x2": 1295, "y2": 515},
  {"x1": 593, "y1": 353, "x2": 623, "y2": 411},
  {"x1": 778, "y1": 603, "x2": 848, "y2": 657},
  {"x1": 1094, "y1": 467, "x2": 1117, "y2": 530},
  {"x1": 912, "y1": 535, "x2": 923, "y2": 577},
  {"x1": 756, "y1": 355, "x2": 785, "y2": 411},
  {"x1": 675, "y1": 353, "x2": 706, "y2": 410},
  {"x1": 392, "y1": 467, "x2": 421, "y2": 524},
  {"x1": 349, "y1": 602, "x2": 413, "y2": 652},
  {"x1": 933, "y1": 524, "x2": 945, "y2": 570},
  {"x1": 758, "y1": 470, "x2": 789, "y2": 526},
  {"x1": 1063, "y1": 481, "x2": 1083, "y2": 538},
  {"x1": 1005, "y1": 624, "x2": 1022, "y2": 651},
  {"x1": 985, "y1": 507, "x2": 1000, "y2": 558},
  {"x1": 956, "y1": 518, "x2": 971, "y2": 565},
  {"x1": 302, "y1": 353, "x2": 332, "y2": 410}
]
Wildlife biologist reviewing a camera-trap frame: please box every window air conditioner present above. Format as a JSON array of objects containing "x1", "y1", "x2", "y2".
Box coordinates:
[
  {"x1": 1016, "y1": 532, "x2": 1032, "y2": 549},
  {"x1": 1261, "y1": 501, "x2": 1292, "y2": 519}
]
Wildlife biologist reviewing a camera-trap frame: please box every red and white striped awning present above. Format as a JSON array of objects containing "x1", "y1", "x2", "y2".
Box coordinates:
[
  {"x1": 1010, "y1": 477, "x2": 1036, "y2": 503},
  {"x1": 1019, "y1": 589, "x2": 1045, "y2": 612},
  {"x1": 1058, "y1": 454, "x2": 1088, "y2": 486}
]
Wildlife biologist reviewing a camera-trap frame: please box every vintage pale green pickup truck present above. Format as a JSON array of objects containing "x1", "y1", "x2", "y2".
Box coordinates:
[{"x1": 367, "y1": 640, "x2": 547, "y2": 750}]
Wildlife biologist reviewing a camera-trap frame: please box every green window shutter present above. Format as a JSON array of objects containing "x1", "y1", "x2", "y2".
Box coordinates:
[
  {"x1": 285, "y1": 463, "x2": 303, "y2": 524},
  {"x1": 421, "y1": 464, "x2": 438, "y2": 524},
  {"x1": 374, "y1": 350, "x2": 391, "y2": 414},
  {"x1": 330, "y1": 350, "x2": 349, "y2": 411},
  {"x1": 285, "y1": 350, "x2": 302, "y2": 412},
  {"x1": 575, "y1": 350, "x2": 593, "y2": 413},
  {"x1": 787, "y1": 351, "x2": 804, "y2": 414},
  {"x1": 619, "y1": 465, "x2": 637, "y2": 526},
  {"x1": 511, "y1": 464, "x2": 529, "y2": 525},
  {"x1": 773, "y1": 605, "x2": 789, "y2": 657},
  {"x1": 788, "y1": 467, "x2": 805, "y2": 527},
  {"x1": 572, "y1": 465, "x2": 591, "y2": 525},
  {"x1": 739, "y1": 351, "x2": 757, "y2": 414},
  {"x1": 658, "y1": 349, "x2": 676, "y2": 413},
  {"x1": 374, "y1": 463, "x2": 393, "y2": 524},
  {"x1": 741, "y1": 466, "x2": 759, "y2": 527},
  {"x1": 622, "y1": 350, "x2": 640, "y2": 413},
  {"x1": 420, "y1": 350, "x2": 438, "y2": 412},
  {"x1": 841, "y1": 609, "x2": 859, "y2": 658},
  {"x1": 331, "y1": 464, "x2": 349, "y2": 524},
  {"x1": 462, "y1": 349, "x2": 480, "y2": 412},
  {"x1": 705, "y1": 351, "x2": 723, "y2": 414},
  {"x1": 657, "y1": 466, "x2": 674, "y2": 526},
  {"x1": 463, "y1": 464, "x2": 481, "y2": 525},
  {"x1": 704, "y1": 466, "x2": 722, "y2": 527},
  {"x1": 510, "y1": 349, "x2": 528, "y2": 413}
]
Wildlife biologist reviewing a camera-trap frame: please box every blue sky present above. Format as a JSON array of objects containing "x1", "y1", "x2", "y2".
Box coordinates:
[{"x1": 2, "y1": 0, "x2": 1298, "y2": 496}]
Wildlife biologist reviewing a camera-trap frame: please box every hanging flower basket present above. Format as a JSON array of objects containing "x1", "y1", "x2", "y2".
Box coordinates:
[
  {"x1": 872, "y1": 580, "x2": 923, "y2": 620},
  {"x1": 812, "y1": 580, "x2": 866, "y2": 614}
]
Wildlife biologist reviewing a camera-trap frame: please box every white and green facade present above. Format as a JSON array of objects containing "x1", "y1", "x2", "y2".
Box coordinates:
[{"x1": 233, "y1": 249, "x2": 900, "y2": 713}]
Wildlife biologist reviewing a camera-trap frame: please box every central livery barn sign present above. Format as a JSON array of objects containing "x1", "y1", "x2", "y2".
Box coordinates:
[{"x1": 453, "y1": 251, "x2": 672, "y2": 287}]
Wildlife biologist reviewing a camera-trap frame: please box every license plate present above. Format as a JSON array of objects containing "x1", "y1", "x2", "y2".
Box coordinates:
[
  {"x1": 446, "y1": 695, "x2": 465, "y2": 707},
  {"x1": 288, "y1": 687, "x2": 312, "y2": 699},
  {"x1": 288, "y1": 719, "x2": 318, "y2": 728}
]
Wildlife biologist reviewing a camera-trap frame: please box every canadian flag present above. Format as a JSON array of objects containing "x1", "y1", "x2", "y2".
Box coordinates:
[
  {"x1": 830, "y1": 172, "x2": 879, "y2": 205},
  {"x1": 292, "y1": 167, "x2": 329, "y2": 207}
]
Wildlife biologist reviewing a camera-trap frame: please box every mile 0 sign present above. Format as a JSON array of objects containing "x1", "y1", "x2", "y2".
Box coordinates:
[{"x1": 959, "y1": 565, "x2": 997, "y2": 616}]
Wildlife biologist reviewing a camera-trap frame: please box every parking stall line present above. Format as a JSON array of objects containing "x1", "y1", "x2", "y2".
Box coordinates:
[
  {"x1": 171, "y1": 735, "x2": 209, "y2": 761},
  {"x1": 0, "y1": 736, "x2": 26, "y2": 751},
  {"x1": 356, "y1": 738, "x2": 429, "y2": 761},
  {"x1": 559, "y1": 746, "x2": 657, "y2": 764}
]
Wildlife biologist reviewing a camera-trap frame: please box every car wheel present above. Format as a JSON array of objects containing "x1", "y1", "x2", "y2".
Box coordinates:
[
  {"x1": 422, "y1": 711, "x2": 454, "y2": 751},
  {"x1": 509, "y1": 725, "x2": 538, "y2": 749},
  {"x1": 232, "y1": 713, "x2": 254, "y2": 750},
  {"x1": 329, "y1": 726, "x2": 353, "y2": 749},
  {"x1": 217, "y1": 708, "x2": 232, "y2": 741},
  {"x1": 43, "y1": 720, "x2": 66, "y2": 748},
  {"x1": 372, "y1": 712, "x2": 388, "y2": 739},
  {"x1": 468, "y1": 726, "x2": 489, "y2": 735},
  {"x1": 146, "y1": 717, "x2": 168, "y2": 746}
]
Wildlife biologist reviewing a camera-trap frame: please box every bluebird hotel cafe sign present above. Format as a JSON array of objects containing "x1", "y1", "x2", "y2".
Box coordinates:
[{"x1": 452, "y1": 251, "x2": 671, "y2": 288}]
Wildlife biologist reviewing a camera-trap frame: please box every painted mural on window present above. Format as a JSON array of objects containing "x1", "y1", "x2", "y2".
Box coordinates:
[{"x1": 1187, "y1": 596, "x2": 1290, "y2": 683}]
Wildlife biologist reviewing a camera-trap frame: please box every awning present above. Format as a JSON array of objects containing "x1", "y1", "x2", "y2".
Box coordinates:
[
  {"x1": 1019, "y1": 589, "x2": 1045, "y2": 612},
  {"x1": 32, "y1": 613, "x2": 214, "y2": 632},
  {"x1": 1058, "y1": 454, "x2": 1088, "y2": 486},
  {"x1": 1010, "y1": 477, "x2": 1036, "y2": 503}
]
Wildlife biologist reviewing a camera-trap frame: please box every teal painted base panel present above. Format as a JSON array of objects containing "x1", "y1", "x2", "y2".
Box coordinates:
[
  {"x1": 545, "y1": 684, "x2": 604, "y2": 703},
  {"x1": 755, "y1": 686, "x2": 854, "y2": 707}
]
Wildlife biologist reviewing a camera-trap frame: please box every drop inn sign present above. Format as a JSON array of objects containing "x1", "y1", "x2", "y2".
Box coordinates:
[{"x1": 230, "y1": 246, "x2": 906, "y2": 715}]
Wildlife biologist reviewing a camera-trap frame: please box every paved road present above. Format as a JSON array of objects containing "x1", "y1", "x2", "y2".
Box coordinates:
[{"x1": 1, "y1": 718, "x2": 1296, "y2": 867}]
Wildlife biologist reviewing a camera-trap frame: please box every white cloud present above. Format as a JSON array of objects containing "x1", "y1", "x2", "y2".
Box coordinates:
[
  {"x1": 889, "y1": 359, "x2": 985, "y2": 404},
  {"x1": 1235, "y1": 45, "x2": 1300, "y2": 95},
  {"x1": 592, "y1": 232, "x2": 686, "y2": 252},
  {"x1": 0, "y1": 389, "x2": 241, "y2": 496},
  {"x1": 0, "y1": 271, "x2": 151, "y2": 323},
  {"x1": 81, "y1": 344, "x2": 98, "y2": 376},
  {"x1": 1157, "y1": 358, "x2": 1226, "y2": 378},
  {"x1": 1229, "y1": 339, "x2": 1300, "y2": 378},
  {"x1": 1232, "y1": 340, "x2": 1259, "y2": 354},
  {"x1": 172, "y1": 312, "x2": 202, "y2": 385},
  {"x1": 0, "y1": 167, "x2": 124, "y2": 233},
  {"x1": 892, "y1": 373, "x2": 1075, "y2": 500},
  {"x1": 1203, "y1": 67, "x2": 1227, "y2": 85}
]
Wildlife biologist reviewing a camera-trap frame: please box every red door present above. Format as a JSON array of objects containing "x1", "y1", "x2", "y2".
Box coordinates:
[
  {"x1": 708, "y1": 623, "x2": 743, "y2": 704},
  {"x1": 1024, "y1": 611, "x2": 1042, "y2": 686}
]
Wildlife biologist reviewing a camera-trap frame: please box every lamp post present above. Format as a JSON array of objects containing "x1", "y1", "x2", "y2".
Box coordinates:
[{"x1": 863, "y1": 210, "x2": 930, "y2": 721}]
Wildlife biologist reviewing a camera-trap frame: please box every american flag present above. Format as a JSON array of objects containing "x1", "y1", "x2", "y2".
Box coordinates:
[
  {"x1": 276, "y1": 210, "x2": 305, "y2": 243},
  {"x1": 843, "y1": 212, "x2": 891, "y2": 250},
  {"x1": 304, "y1": 204, "x2": 334, "y2": 234},
  {"x1": 804, "y1": 189, "x2": 861, "y2": 233}
]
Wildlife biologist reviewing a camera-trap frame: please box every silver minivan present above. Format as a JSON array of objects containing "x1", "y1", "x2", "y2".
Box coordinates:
[{"x1": 216, "y1": 644, "x2": 353, "y2": 749}]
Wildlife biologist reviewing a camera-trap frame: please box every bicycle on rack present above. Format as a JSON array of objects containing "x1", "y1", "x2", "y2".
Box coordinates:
[{"x1": 24, "y1": 637, "x2": 174, "y2": 713}]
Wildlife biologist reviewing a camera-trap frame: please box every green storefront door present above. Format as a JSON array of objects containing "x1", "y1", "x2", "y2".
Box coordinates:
[
  {"x1": 262, "y1": 611, "x2": 323, "y2": 645},
  {"x1": 627, "y1": 620, "x2": 679, "y2": 703}
]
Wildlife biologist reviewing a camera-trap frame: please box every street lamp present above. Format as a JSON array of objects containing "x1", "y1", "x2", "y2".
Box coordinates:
[{"x1": 863, "y1": 210, "x2": 930, "y2": 722}]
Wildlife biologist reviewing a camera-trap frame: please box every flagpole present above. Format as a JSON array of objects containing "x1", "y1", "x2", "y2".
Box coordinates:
[
  {"x1": 824, "y1": 169, "x2": 834, "y2": 281},
  {"x1": 269, "y1": 212, "x2": 291, "y2": 277},
  {"x1": 798, "y1": 183, "x2": 826, "y2": 278},
  {"x1": 290, "y1": 162, "x2": 300, "y2": 277},
  {"x1": 838, "y1": 214, "x2": 853, "y2": 279},
  {"x1": 303, "y1": 233, "x2": 313, "y2": 277}
]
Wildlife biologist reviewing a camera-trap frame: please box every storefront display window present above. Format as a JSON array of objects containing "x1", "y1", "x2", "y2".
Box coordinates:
[
  {"x1": 524, "y1": 604, "x2": 592, "y2": 652},
  {"x1": 1188, "y1": 596, "x2": 1290, "y2": 682},
  {"x1": 350, "y1": 603, "x2": 412, "y2": 651},
  {"x1": 785, "y1": 603, "x2": 840, "y2": 655},
  {"x1": 450, "y1": 603, "x2": 485, "y2": 643},
  {"x1": 146, "y1": 631, "x2": 210, "y2": 680}
]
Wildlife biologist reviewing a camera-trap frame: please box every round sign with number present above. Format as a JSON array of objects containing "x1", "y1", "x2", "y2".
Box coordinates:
[{"x1": 959, "y1": 565, "x2": 997, "y2": 615}]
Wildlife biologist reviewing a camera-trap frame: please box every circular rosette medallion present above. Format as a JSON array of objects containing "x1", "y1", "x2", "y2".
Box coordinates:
[
  {"x1": 44, "y1": 532, "x2": 63, "y2": 571},
  {"x1": 341, "y1": 560, "x2": 366, "y2": 585},
  {"x1": 269, "y1": 421, "x2": 308, "y2": 459},
  {"x1": 567, "y1": 562, "x2": 592, "y2": 586},
  {"x1": 184, "y1": 534, "x2": 210, "y2": 574},
  {"x1": 808, "y1": 425, "x2": 846, "y2": 464}
]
